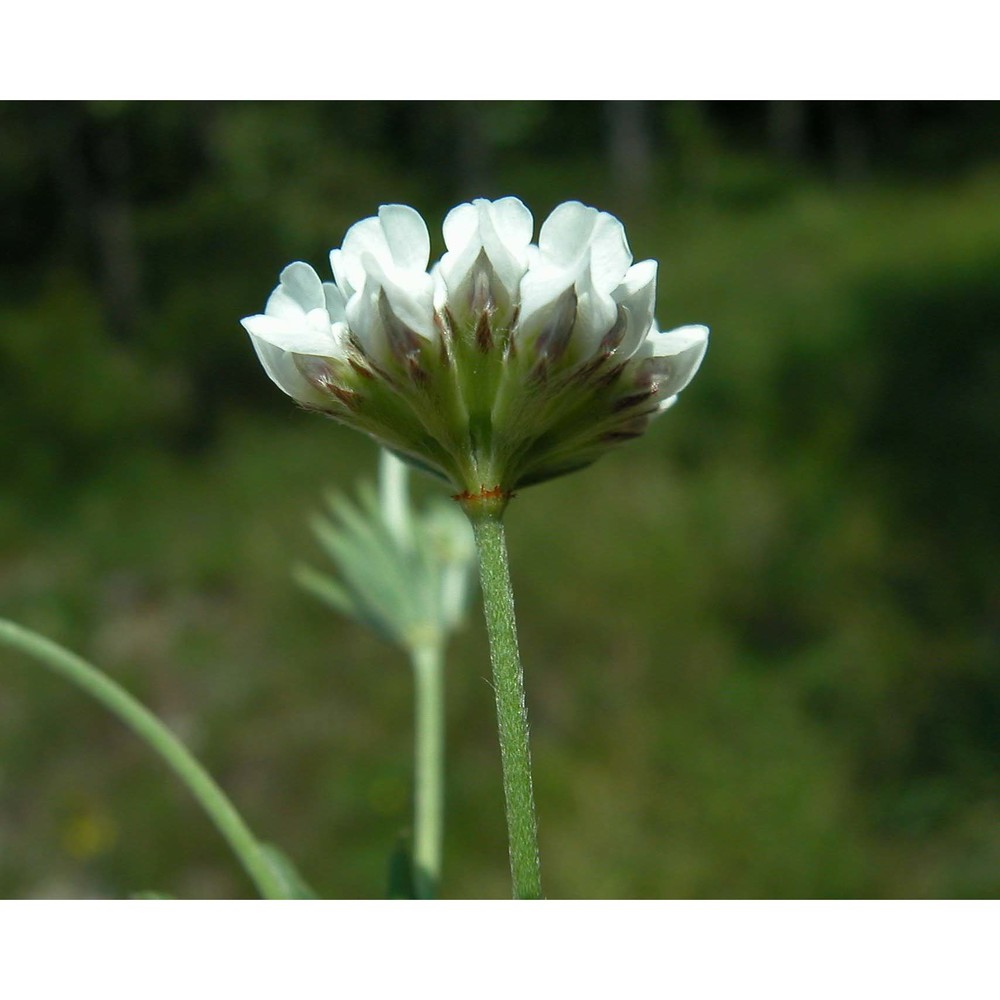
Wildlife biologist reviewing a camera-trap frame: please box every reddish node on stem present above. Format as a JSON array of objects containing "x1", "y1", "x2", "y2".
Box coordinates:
[{"x1": 452, "y1": 485, "x2": 516, "y2": 517}]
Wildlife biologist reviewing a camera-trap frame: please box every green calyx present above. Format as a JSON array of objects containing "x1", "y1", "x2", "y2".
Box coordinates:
[{"x1": 299, "y1": 284, "x2": 656, "y2": 499}]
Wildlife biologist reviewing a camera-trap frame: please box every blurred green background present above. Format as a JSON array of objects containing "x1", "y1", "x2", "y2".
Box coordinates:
[{"x1": 1, "y1": 101, "x2": 997, "y2": 898}]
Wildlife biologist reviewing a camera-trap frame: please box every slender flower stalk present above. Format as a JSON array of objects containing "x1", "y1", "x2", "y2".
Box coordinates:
[
  {"x1": 411, "y1": 641, "x2": 445, "y2": 898},
  {"x1": 244, "y1": 197, "x2": 708, "y2": 897},
  {"x1": 0, "y1": 618, "x2": 287, "y2": 900},
  {"x1": 296, "y1": 451, "x2": 474, "y2": 897},
  {"x1": 464, "y1": 501, "x2": 541, "y2": 898}
]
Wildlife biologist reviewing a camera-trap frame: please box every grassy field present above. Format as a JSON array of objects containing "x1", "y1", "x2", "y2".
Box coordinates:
[{"x1": 1, "y1": 154, "x2": 997, "y2": 898}]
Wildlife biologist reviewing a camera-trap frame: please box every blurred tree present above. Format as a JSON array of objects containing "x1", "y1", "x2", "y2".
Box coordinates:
[
  {"x1": 829, "y1": 101, "x2": 870, "y2": 185},
  {"x1": 605, "y1": 101, "x2": 653, "y2": 208},
  {"x1": 766, "y1": 100, "x2": 807, "y2": 162}
]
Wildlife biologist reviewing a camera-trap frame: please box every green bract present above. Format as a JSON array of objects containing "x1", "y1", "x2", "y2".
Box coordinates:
[{"x1": 242, "y1": 198, "x2": 708, "y2": 501}]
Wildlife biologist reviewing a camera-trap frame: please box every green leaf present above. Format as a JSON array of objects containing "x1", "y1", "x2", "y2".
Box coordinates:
[
  {"x1": 386, "y1": 833, "x2": 417, "y2": 899},
  {"x1": 258, "y1": 843, "x2": 319, "y2": 900},
  {"x1": 293, "y1": 563, "x2": 357, "y2": 618}
]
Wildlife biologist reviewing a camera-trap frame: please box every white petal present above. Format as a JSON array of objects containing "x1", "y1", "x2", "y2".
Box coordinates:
[
  {"x1": 538, "y1": 201, "x2": 596, "y2": 267},
  {"x1": 479, "y1": 201, "x2": 529, "y2": 295},
  {"x1": 642, "y1": 323, "x2": 710, "y2": 397},
  {"x1": 646, "y1": 323, "x2": 709, "y2": 358},
  {"x1": 537, "y1": 201, "x2": 631, "y2": 292},
  {"x1": 377, "y1": 204, "x2": 430, "y2": 271},
  {"x1": 344, "y1": 282, "x2": 380, "y2": 355},
  {"x1": 517, "y1": 264, "x2": 575, "y2": 337},
  {"x1": 329, "y1": 248, "x2": 355, "y2": 299},
  {"x1": 277, "y1": 262, "x2": 325, "y2": 312},
  {"x1": 247, "y1": 333, "x2": 327, "y2": 405},
  {"x1": 362, "y1": 253, "x2": 437, "y2": 341},
  {"x1": 265, "y1": 285, "x2": 306, "y2": 322},
  {"x1": 615, "y1": 259, "x2": 657, "y2": 302},
  {"x1": 489, "y1": 196, "x2": 533, "y2": 248},
  {"x1": 430, "y1": 264, "x2": 448, "y2": 312},
  {"x1": 612, "y1": 260, "x2": 657, "y2": 357},
  {"x1": 323, "y1": 282, "x2": 347, "y2": 323},
  {"x1": 439, "y1": 230, "x2": 482, "y2": 300},
  {"x1": 339, "y1": 216, "x2": 390, "y2": 289},
  {"x1": 441, "y1": 198, "x2": 532, "y2": 302},
  {"x1": 241, "y1": 313, "x2": 344, "y2": 357},
  {"x1": 384, "y1": 281, "x2": 436, "y2": 341},
  {"x1": 571, "y1": 251, "x2": 617, "y2": 357},
  {"x1": 442, "y1": 202, "x2": 479, "y2": 253},
  {"x1": 444, "y1": 197, "x2": 532, "y2": 255},
  {"x1": 587, "y1": 212, "x2": 632, "y2": 292}
]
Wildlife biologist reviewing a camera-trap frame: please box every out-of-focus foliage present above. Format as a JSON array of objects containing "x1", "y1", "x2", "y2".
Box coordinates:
[
  {"x1": 0, "y1": 101, "x2": 997, "y2": 898},
  {"x1": 295, "y1": 451, "x2": 475, "y2": 652}
]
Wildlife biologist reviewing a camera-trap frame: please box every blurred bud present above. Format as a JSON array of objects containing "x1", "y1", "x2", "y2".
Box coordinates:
[{"x1": 295, "y1": 451, "x2": 475, "y2": 653}]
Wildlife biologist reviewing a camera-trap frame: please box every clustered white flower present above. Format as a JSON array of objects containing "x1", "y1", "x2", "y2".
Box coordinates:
[{"x1": 242, "y1": 197, "x2": 708, "y2": 503}]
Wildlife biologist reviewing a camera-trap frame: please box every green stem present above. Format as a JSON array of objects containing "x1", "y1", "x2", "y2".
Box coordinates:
[
  {"x1": 465, "y1": 509, "x2": 542, "y2": 899},
  {"x1": 0, "y1": 618, "x2": 287, "y2": 900},
  {"x1": 410, "y1": 641, "x2": 445, "y2": 899}
]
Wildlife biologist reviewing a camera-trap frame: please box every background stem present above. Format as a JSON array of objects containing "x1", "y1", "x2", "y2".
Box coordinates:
[
  {"x1": 0, "y1": 618, "x2": 287, "y2": 900},
  {"x1": 466, "y1": 510, "x2": 542, "y2": 899},
  {"x1": 411, "y1": 641, "x2": 445, "y2": 899}
]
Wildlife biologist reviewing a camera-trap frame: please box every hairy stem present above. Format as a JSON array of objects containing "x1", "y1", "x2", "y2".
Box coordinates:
[
  {"x1": 465, "y1": 509, "x2": 542, "y2": 899},
  {"x1": 0, "y1": 618, "x2": 287, "y2": 900}
]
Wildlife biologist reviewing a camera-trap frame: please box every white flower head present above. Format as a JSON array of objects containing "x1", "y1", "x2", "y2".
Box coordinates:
[{"x1": 242, "y1": 197, "x2": 709, "y2": 511}]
